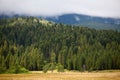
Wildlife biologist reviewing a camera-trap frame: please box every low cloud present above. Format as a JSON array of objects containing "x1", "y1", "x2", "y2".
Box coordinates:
[{"x1": 0, "y1": 0, "x2": 120, "y2": 18}]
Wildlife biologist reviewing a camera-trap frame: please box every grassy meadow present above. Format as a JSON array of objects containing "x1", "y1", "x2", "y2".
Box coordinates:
[{"x1": 0, "y1": 70, "x2": 120, "y2": 80}]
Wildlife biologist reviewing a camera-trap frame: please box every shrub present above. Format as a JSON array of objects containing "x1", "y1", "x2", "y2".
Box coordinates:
[
  {"x1": 57, "y1": 63, "x2": 64, "y2": 72},
  {"x1": 43, "y1": 63, "x2": 51, "y2": 73},
  {"x1": 0, "y1": 66, "x2": 6, "y2": 74},
  {"x1": 7, "y1": 65, "x2": 28, "y2": 74}
]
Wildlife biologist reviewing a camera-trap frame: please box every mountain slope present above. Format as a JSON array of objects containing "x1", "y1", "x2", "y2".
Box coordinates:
[
  {"x1": 44, "y1": 13, "x2": 120, "y2": 31},
  {"x1": 0, "y1": 13, "x2": 120, "y2": 31},
  {"x1": 0, "y1": 17, "x2": 120, "y2": 72}
]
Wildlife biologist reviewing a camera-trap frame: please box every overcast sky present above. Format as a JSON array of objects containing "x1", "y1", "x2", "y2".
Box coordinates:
[{"x1": 0, "y1": 0, "x2": 120, "y2": 18}]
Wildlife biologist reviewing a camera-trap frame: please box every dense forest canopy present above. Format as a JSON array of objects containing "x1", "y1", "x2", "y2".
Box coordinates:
[{"x1": 0, "y1": 17, "x2": 120, "y2": 73}]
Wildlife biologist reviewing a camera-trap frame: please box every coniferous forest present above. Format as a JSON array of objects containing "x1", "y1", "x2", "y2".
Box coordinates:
[{"x1": 0, "y1": 17, "x2": 120, "y2": 73}]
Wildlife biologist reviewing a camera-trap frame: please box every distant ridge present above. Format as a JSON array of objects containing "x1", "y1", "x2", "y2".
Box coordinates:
[
  {"x1": 0, "y1": 13, "x2": 120, "y2": 31},
  {"x1": 44, "y1": 13, "x2": 120, "y2": 31}
]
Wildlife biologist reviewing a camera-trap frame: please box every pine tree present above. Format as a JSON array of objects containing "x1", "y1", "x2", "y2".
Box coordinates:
[{"x1": 50, "y1": 50, "x2": 56, "y2": 72}]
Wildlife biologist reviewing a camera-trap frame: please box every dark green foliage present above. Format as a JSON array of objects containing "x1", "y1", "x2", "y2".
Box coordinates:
[
  {"x1": 43, "y1": 63, "x2": 51, "y2": 73},
  {"x1": 6, "y1": 65, "x2": 28, "y2": 74},
  {"x1": 57, "y1": 63, "x2": 64, "y2": 72},
  {"x1": 0, "y1": 17, "x2": 120, "y2": 72},
  {"x1": 43, "y1": 63, "x2": 56, "y2": 73},
  {"x1": 0, "y1": 66, "x2": 6, "y2": 74}
]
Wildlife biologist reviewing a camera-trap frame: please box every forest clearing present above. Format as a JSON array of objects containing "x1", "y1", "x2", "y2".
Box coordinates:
[{"x1": 0, "y1": 70, "x2": 120, "y2": 80}]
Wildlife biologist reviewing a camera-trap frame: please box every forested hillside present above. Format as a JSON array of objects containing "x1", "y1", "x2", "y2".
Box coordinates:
[
  {"x1": 1, "y1": 13, "x2": 120, "y2": 31},
  {"x1": 0, "y1": 17, "x2": 120, "y2": 73}
]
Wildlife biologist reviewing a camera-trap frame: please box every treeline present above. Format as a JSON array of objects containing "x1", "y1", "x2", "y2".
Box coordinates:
[{"x1": 0, "y1": 17, "x2": 120, "y2": 73}]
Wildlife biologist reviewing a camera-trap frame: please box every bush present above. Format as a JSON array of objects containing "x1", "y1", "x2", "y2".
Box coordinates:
[
  {"x1": 49, "y1": 63, "x2": 56, "y2": 72},
  {"x1": 7, "y1": 65, "x2": 29, "y2": 74},
  {"x1": 0, "y1": 66, "x2": 6, "y2": 74},
  {"x1": 19, "y1": 67, "x2": 29, "y2": 73},
  {"x1": 43, "y1": 63, "x2": 51, "y2": 73},
  {"x1": 88, "y1": 67, "x2": 93, "y2": 72},
  {"x1": 43, "y1": 63, "x2": 56, "y2": 73},
  {"x1": 57, "y1": 63, "x2": 64, "y2": 72}
]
